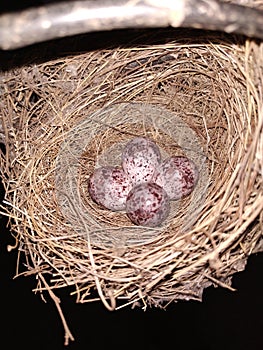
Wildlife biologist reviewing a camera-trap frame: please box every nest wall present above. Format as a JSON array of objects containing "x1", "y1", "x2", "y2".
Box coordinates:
[{"x1": 0, "y1": 27, "x2": 262, "y2": 329}]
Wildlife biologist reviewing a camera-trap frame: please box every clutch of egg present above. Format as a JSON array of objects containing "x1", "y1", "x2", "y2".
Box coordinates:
[{"x1": 88, "y1": 137, "x2": 199, "y2": 227}]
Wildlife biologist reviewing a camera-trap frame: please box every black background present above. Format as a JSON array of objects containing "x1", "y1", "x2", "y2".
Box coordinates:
[{"x1": 1, "y1": 1, "x2": 263, "y2": 349}]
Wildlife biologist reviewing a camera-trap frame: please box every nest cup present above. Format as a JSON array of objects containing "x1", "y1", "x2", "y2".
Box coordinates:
[
  {"x1": 56, "y1": 102, "x2": 209, "y2": 247},
  {"x1": 0, "y1": 26, "x2": 262, "y2": 337}
]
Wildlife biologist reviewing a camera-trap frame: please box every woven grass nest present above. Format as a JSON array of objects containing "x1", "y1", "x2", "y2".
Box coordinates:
[{"x1": 0, "y1": 26, "x2": 263, "y2": 343}]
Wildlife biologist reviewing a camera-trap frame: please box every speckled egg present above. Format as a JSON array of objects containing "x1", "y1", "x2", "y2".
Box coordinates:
[
  {"x1": 126, "y1": 182, "x2": 170, "y2": 227},
  {"x1": 88, "y1": 166, "x2": 133, "y2": 211},
  {"x1": 122, "y1": 137, "x2": 161, "y2": 185},
  {"x1": 154, "y1": 156, "x2": 199, "y2": 200}
]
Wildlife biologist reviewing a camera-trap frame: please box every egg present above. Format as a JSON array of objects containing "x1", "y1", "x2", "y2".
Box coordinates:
[
  {"x1": 126, "y1": 182, "x2": 170, "y2": 227},
  {"x1": 88, "y1": 166, "x2": 133, "y2": 211},
  {"x1": 153, "y1": 156, "x2": 199, "y2": 200},
  {"x1": 122, "y1": 137, "x2": 161, "y2": 185}
]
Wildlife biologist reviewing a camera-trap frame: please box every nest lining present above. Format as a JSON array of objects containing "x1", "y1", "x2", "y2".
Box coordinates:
[
  {"x1": 55, "y1": 102, "x2": 210, "y2": 247},
  {"x1": 0, "y1": 29, "x2": 262, "y2": 343}
]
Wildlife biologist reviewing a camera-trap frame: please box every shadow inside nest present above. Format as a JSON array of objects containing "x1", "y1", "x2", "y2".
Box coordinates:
[{"x1": 0, "y1": 26, "x2": 247, "y2": 72}]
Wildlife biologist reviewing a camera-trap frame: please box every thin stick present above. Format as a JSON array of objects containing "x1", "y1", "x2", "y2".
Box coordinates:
[{"x1": 38, "y1": 274, "x2": 75, "y2": 346}]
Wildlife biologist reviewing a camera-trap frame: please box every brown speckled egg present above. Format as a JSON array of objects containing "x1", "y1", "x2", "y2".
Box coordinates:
[
  {"x1": 154, "y1": 156, "x2": 199, "y2": 200},
  {"x1": 126, "y1": 182, "x2": 170, "y2": 227},
  {"x1": 122, "y1": 137, "x2": 161, "y2": 185},
  {"x1": 88, "y1": 166, "x2": 133, "y2": 211}
]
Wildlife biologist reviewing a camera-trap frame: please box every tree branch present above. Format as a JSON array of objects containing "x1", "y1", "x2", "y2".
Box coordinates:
[{"x1": 0, "y1": 0, "x2": 262, "y2": 50}]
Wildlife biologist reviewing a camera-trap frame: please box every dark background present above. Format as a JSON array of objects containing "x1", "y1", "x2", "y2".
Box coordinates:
[
  {"x1": 0, "y1": 0, "x2": 66, "y2": 13},
  {"x1": 1, "y1": 1, "x2": 263, "y2": 349}
]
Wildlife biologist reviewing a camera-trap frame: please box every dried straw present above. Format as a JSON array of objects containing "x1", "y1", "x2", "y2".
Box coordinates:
[{"x1": 0, "y1": 28, "x2": 262, "y2": 344}]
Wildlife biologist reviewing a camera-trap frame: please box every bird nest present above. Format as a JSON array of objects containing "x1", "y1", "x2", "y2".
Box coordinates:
[{"x1": 0, "y1": 28, "x2": 262, "y2": 343}]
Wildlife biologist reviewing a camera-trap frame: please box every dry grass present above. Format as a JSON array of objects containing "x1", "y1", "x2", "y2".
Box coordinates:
[{"x1": 0, "y1": 28, "x2": 262, "y2": 344}]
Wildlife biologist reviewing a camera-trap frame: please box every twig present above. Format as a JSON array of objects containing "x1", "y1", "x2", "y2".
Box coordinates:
[{"x1": 38, "y1": 273, "x2": 75, "y2": 346}]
